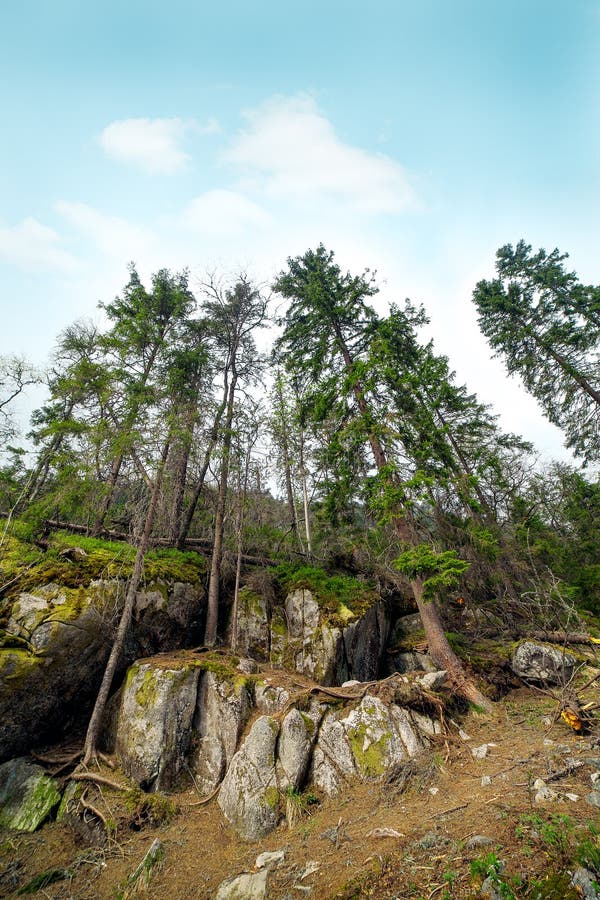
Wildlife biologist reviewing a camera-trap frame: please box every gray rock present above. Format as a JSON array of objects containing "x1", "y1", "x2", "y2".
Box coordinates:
[
  {"x1": 480, "y1": 875, "x2": 504, "y2": 900},
  {"x1": 218, "y1": 716, "x2": 281, "y2": 840},
  {"x1": 254, "y1": 681, "x2": 291, "y2": 714},
  {"x1": 190, "y1": 670, "x2": 253, "y2": 794},
  {"x1": 115, "y1": 658, "x2": 201, "y2": 791},
  {"x1": 255, "y1": 849, "x2": 285, "y2": 869},
  {"x1": 0, "y1": 758, "x2": 61, "y2": 832},
  {"x1": 216, "y1": 869, "x2": 269, "y2": 899},
  {"x1": 571, "y1": 866, "x2": 600, "y2": 899},
  {"x1": 417, "y1": 670, "x2": 447, "y2": 691},
  {"x1": 510, "y1": 641, "x2": 576, "y2": 685},
  {"x1": 533, "y1": 778, "x2": 558, "y2": 803},
  {"x1": 276, "y1": 701, "x2": 323, "y2": 791},
  {"x1": 585, "y1": 790, "x2": 600, "y2": 809},
  {"x1": 237, "y1": 658, "x2": 259, "y2": 674},
  {"x1": 466, "y1": 835, "x2": 495, "y2": 848},
  {"x1": 310, "y1": 709, "x2": 357, "y2": 796},
  {"x1": 230, "y1": 588, "x2": 270, "y2": 661},
  {"x1": 133, "y1": 580, "x2": 204, "y2": 656}
]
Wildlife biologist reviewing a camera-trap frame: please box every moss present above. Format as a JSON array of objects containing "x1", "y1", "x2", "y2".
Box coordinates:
[
  {"x1": 264, "y1": 786, "x2": 280, "y2": 809},
  {"x1": 0, "y1": 522, "x2": 207, "y2": 600},
  {"x1": 134, "y1": 666, "x2": 161, "y2": 708},
  {"x1": 0, "y1": 771, "x2": 62, "y2": 832},
  {"x1": 0, "y1": 648, "x2": 43, "y2": 685},
  {"x1": 347, "y1": 719, "x2": 391, "y2": 778},
  {"x1": 300, "y1": 711, "x2": 316, "y2": 737},
  {"x1": 271, "y1": 563, "x2": 378, "y2": 625}
]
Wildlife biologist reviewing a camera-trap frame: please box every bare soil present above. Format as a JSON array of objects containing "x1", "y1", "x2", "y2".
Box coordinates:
[{"x1": 1, "y1": 688, "x2": 600, "y2": 899}]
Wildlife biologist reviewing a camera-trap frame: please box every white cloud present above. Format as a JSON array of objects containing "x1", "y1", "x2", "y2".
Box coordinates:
[
  {"x1": 0, "y1": 217, "x2": 78, "y2": 271},
  {"x1": 99, "y1": 117, "x2": 204, "y2": 174},
  {"x1": 183, "y1": 189, "x2": 271, "y2": 235},
  {"x1": 56, "y1": 201, "x2": 157, "y2": 261},
  {"x1": 223, "y1": 94, "x2": 415, "y2": 214}
]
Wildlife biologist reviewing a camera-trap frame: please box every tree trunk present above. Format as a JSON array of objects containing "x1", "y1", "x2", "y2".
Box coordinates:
[
  {"x1": 205, "y1": 375, "x2": 237, "y2": 645},
  {"x1": 82, "y1": 433, "x2": 171, "y2": 765}
]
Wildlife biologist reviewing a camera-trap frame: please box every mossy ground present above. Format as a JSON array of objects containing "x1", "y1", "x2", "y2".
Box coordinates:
[
  {"x1": 0, "y1": 521, "x2": 207, "y2": 604},
  {"x1": 271, "y1": 563, "x2": 379, "y2": 627}
]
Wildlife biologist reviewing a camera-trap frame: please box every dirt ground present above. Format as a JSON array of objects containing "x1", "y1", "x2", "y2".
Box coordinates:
[{"x1": 1, "y1": 688, "x2": 600, "y2": 899}]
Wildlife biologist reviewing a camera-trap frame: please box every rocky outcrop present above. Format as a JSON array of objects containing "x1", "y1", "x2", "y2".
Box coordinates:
[
  {"x1": 115, "y1": 658, "x2": 203, "y2": 791},
  {"x1": 511, "y1": 641, "x2": 576, "y2": 685},
  {"x1": 0, "y1": 579, "x2": 205, "y2": 763},
  {"x1": 218, "y1": 716, "x2": 281, "y2": 841},
  {"x1": 0, "y1": 757, "x2": 61, "y2": 832},
  {"x1": 269, "y1": 589, "x2": 390, "y2": 685},
  {"x1": 311, "y1": 693, "x2": 436, "y2": 795},
  {"x1": 190, "y1": 670, "x2": 253, "y2": 794},
  {"x1": 0, "y1": 583, "x2": 113, "y2": 763}
]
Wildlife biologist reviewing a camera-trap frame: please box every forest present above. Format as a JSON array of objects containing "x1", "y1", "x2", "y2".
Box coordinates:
[
  {"x1": 1, "y1": 240, "x2": 600, "y2": 897},
  {"x1": 2, "y1": 241, "x2": 600, "y2": 712}
]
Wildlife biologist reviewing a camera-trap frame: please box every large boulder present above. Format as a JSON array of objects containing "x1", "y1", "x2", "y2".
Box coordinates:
[
  {"x1": 511, "y1": 641, "x2": 576, "y2": 685},
  {"x1": 218, "y1": 716, "x2": 281, "y2": 840},
  {"x1": 230, "y1": 588, "x2": 270, "y2": 661},
  {"x1": 115, "y1": 657, "x2": 202, "y2": 791},
  {"x1": 0, "y1": 757, "x2": 61, "y2": 832},
  {"x1": 276, "y1": 699, "x2": 324, "y2": 791},
  {"x1": 190, "y1": 670, "x2": 253, "y2": 794},
  {"x1": 0, "y1": 583, "x2": 113, "y2": 762},
  {"x1": 311, "y1": 693, "x2": 436, "y2": 796},
  {"x1": 0, "y1": 579, "x2": 205, "y2": 763},
  {"x1": 270, "y1": 589, "x2": 390, "y2": 685}
]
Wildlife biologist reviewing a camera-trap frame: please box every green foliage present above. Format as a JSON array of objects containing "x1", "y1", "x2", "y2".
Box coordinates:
[
  {"x1": 272, "y1": 562, "x2": 378, "y2": 620},
  {"x1": 394, "y1": 544, "x2": 470, "y2": 599}
]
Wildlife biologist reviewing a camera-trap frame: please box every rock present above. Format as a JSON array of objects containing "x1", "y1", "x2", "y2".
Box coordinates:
[
  {"x1": 417, "y1": 670, "x2": 447, "y2": 691},
  {"x1": 341, "y1": 680, "x2": 361, "y2": 688},
  {"x1": 0, "y1": 758, "x2": 61, "y2": 832},
  {"x1": 270, "y1": 589, "x2": 390, "y2": 685},
  {"x1": 254, "y1": 681, "x2": 290, "y2": 714},
  {"x1": 218, "y1": 716, "x2": 281, "y2": 840},
  {"x1": 565, "y1": 793, "x2": 580, "y2": 801},
  {"x1": 215, "y1": 869, "x2": 269, "y2": 900},
  {"x1": 466, "y1": 835, "x2": 495, "y2": 848},
  {"x1": 510, "y1": 641, "x2": 576, "y2": 685},
  {"x1": 533, "y1": 779, "x2": 558, "y2": 803},
  {"x1": 231, "y1": 588, "x2": 271, "y2": 661},
  {"x1": 481, "y1": 775, "x2": 492, "y2": 787},
  {"x1": 276, "y1": 701, "x2": 323, "y2": 791},
  {"x1": 472, "y1": 744, "x2": 492, "y2": 759},
  {"x1": 310, "y1": 710, "x2": 357, "y2": 796},
  {"x1": 255, "y1": 849, "x2": 285, "y2": 869},
  {"x1": 190, "y1": 670, "x2": 253, "y2": 794},
  {"x1": 115, "y1": 658, "x2": 202, "y2": 791},
  {"x1": 237, "y1": 658, "x2": 259, "y2": 674},
  {"x1": 585, "y1": 790, "x2": 600, "y2": 809},
  {"x1": 571, "y1": 866, "x2": 600, "y2": 899},
  {"x1": 311, "y1": 693, "x2": 434, "y2": 795},
  {"x1": 299, "y1": 861, "x2": 320, "y2": 879},
  {"x1": 0, "y1": 579, "x2": 205, "y2": 763},
  {"x1": 0, "y1": 583, "x2": 115, "y2": 762},
  {"x1": 590, "y1": 771, "x2": 600, "y2": 786},
  {"x1": 480, "y1": 875, "x2": 504, "y2": 900},
  {"x1": 133, "y1": 581, "x2": 204, "y2": 656}
]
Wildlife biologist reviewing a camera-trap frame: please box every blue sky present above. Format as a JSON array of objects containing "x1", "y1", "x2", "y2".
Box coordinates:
[{"x1": 1, "y1": 0, "x2": 599, "y2": 461}]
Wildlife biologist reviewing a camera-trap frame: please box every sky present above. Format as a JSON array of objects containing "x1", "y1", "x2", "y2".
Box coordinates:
[{"x1": 1, "y1": 0, "x2": 599, "y2": 463}]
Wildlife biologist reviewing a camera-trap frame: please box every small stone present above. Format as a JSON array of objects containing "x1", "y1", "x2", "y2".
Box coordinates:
[
  {"x1": 466, "y1": 835, "x2": 495, "y2": 849},
  {"x1": 541, "y1": 716, "x2": 552, "y2": 726},
  {"x1": 417, "y1": 671, "x2": 447, "y2": 691},
  {"x1": 565, "y1": 793, "x2": 580, "y2": 802},
  {"x1": 428, "y1": 787, "x2": 439, "y2": 795},
  {"x1": 480, "y1": 875, "x2": 504, "y2": 900},
  {"x1": 481, "y1": 775, "x2": 492, "y2": 787},
  {"x1": 341, "y1": 680, "x2": 361, "y2": 688},
  {"x1": 298, "y1": 861, "x2": 320, "y2": 880},
  {"x1": 255, "y1": 849, "x2": 285, "y2": 869},
  {"x1": 534, "y1": 783, "x2": 558, "y2": 803},
  {"x1": 458, "y1": 729, "x2": 471, "y2": 741},
  {"x1": 366, "y1": 827, "x2": 404, "y2": 838},
  {"x1": 543, "y1": 738, "x2": 554, "y2": 746},
  {"x1": 216, "y1": 870, "x2": 269, "y2": 899},
  {"x1": 415, "y1": 830, "x2": 441, "y2": 850},
  {"x1": 585, "y1": 790, "x2": 600, "y2": 809},
  {"x1": 590, "y1": 771, "x2": 600, "y2": 786},
  {"x1": 472, "y1": 744, "x2": 490, "y2": 760}
]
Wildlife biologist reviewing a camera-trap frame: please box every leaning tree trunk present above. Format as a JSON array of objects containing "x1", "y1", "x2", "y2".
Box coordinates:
[
  {"x1": 82, "y1": 433, "x2": 172, "y2": 765},
  {"x1": 334, "y1": 325, "x2": 494, "y2": 713}
]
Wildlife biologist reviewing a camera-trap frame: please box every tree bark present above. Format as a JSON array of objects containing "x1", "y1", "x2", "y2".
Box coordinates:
[{"x1": 82, "y1": 433, "x2": 171, "y2": 765}]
